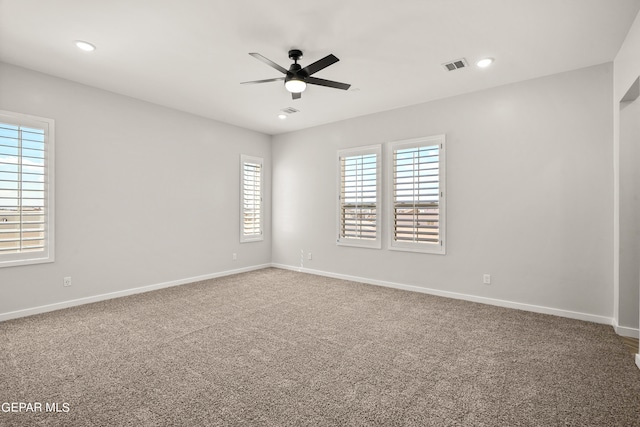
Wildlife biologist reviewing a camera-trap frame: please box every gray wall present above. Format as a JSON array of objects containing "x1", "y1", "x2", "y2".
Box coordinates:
[
  {"x1": 0, "y1": 58, "x2": 624, "y2": 326},
  {"x1": 272, "y1": 63, "x2": 614, "y2": 318},
  {"x1": 0, "y1": 63, "x2": 272, "y2": 316},
  {"x1": 614, "y1": 9, "x2": 640, "y2": 334},
  {"x1": 619, "y1": 96, "x2": 640, "y2": 329}
]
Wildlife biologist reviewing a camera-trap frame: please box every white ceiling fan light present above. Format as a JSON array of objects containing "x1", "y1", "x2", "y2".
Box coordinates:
[
  {"x1": 74, "y1": 40, "x2": 96, "y2": 52},
  {"x1": 284, "y1": 78, "x2": 307, "y2": 93},
  {"x1": 476, "y1": 58, "x2": 494, "y2": 68}
]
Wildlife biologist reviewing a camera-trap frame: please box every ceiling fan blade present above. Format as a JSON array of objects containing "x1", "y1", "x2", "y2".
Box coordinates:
[
  {"x1": 292, "y1": 92, "x2": 302, "y2": 100},
  {"x1": 240, "y1": 77, "x2": 285, "y2": 85},
  {"x1": 301, "y1": 54, "x2": 339, "y2": 76},
  {"x1": 249, "y1": 53, "x2": 288, "y2": 74},
  {"x1": 306, "y1": 76, "x2": 351, "y2": 91}
]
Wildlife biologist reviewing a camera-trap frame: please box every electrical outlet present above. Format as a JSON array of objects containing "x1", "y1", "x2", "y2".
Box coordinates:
[
  {"x1": 483, "y1": 274, "x2": 491, "y2": 285},
  {"x1": 307, "y1": 252, "x2": 312, "y2": 260},
  {"x1": 232, "y1": 253, "x2": 237, "y2": 261},
  {"x1": 63, "y1": 277, "x2": 72, "y2": 287}
]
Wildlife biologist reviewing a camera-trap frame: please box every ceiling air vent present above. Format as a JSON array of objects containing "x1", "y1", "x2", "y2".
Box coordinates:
[
  {"x1": 281, "y1": 107, "x2": 300, "y2": 114},
  {"x1": 442, "y1": 58, "x2": 468, "y2": 71}
]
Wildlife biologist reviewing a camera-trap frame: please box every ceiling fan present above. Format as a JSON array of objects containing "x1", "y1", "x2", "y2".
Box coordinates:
[{"x1": 241, "y1": 49, "x2": 351, "y2": 100}]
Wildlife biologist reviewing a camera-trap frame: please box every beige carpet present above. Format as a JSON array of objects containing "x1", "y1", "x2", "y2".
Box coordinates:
[{"x1": 1, "y1": 268, "x2": 639, "y2": 426}]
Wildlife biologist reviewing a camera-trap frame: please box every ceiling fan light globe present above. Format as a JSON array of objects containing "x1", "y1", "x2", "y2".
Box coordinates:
[{"x1": 285, "y1": 79, "x2": 307, "y2": 93}]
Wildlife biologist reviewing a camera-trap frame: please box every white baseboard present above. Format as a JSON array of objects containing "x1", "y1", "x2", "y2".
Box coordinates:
[
  {"x1": 636, "y1": 354, "x2": 640, "y2": 371},
  {"x1": 612, "y1": 320, "x2": 640, "y2": 339},
  {"x1": 271, "y1": 263, "x2": 614, "y2": 326},
  {"x1": 3, "y1": 262, "x2": 627, "y2": 338},
  {"x1": 0, "y1": 264, "x2": 271, "y2": 322}
]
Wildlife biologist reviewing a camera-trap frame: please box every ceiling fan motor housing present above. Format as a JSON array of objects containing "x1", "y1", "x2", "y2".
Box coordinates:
[
  {"x1": 288, "y1": 49, "x2": 303, "y2": 61},
  {"x1": 286, "y1": 50, "x2": 307, "y2": 84},
  {"x1": 286, "y1": 63, "x2": 308, "y2": 83}
]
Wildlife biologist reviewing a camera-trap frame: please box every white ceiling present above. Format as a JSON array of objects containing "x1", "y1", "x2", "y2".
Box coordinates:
[{"x1": 1, "y1": 0, "x2": 639, "y2": 135}]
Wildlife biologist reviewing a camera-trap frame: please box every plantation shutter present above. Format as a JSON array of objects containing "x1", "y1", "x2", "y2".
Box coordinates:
[
  {"x1": 241, "y1": 155, "x2": 263, "y2": 242},
  {"x1": 0, "y1": 119, "x2": 48, "y2": 257},
  {"x1": 389, "y1": 135, "x2": 445, "y2": 254},
  {"x1": 337, "y1": 145, "x2": 381, "y2": 248}
]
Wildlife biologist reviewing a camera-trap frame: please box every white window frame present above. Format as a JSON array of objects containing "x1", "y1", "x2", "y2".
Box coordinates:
[
  {"x1": 240, "y1": 154, "x2": 263, "y2": 243},
  {"x1": 0, "y1": 110, "x2": 55, "y2": 268},
  {"x1": 336, "y1": 144, "x2": 382, "y2": 249},
  {"x1": 386, "y1": 135, "x2": 445, "y2": 254}
]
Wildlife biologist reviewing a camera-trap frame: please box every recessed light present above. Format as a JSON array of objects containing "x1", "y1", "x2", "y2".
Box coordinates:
[
  {"x1": 476, "y1": 58, "x2": 493, "y2": 68},
  {"x1": 75, "y1": 41, "x2": 96, "y2": 52},
  {"x1": 278, "y1": 114, "x2": 287, "y2": 120}
]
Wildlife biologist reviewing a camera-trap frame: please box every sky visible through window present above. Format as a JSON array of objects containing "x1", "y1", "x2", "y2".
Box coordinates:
[
  {"x1": 342, "y1": 146, "x2": 440, "y2": 205},
  {"x1": 0, "y1": 123, "x2": 46, "y2": 209},
  {"x1": 394, "y1": 145, "x2": 439, "y2": 204},
  {"x1": 342, "y1": 154, "x2": 376, "y2": 204}
]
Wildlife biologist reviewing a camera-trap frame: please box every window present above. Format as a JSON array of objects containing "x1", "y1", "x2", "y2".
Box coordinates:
[
  {"x1": 337, "y1": 145, "x2": 381, "y2": 248},
  {"x1": 387, "y1": 135, "x2": 445, "y2": 254},
  {"x1": 240, "y1": 155, "x2": 263, "y2": 242},
  {"x1": 0, "y1": 110, "x2": 55, "y2": 267}
]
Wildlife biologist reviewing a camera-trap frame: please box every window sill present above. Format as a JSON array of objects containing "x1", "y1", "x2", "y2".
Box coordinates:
[
  {"x1": 336, "y1": 240, "x2": 381, "y2": 249},
  {"x1": 240, "y1": 237, "x2": 264, "y2": 243},
  {"x1": 388, "y1": 244, "x2": 445, "y2": 255},
  {"x1": 0, "y1": 255, "x2": 54, "y2": 268}
]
